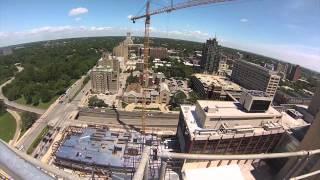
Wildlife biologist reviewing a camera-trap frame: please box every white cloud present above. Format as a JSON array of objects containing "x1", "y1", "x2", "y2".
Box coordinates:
[
  {"x1": 89, "y1": 26, "x2": 112, "y2": 31},
  {"x1": 75, "y1": 17, "x2": 82, "y2": 21},
  {"x1": 28, "y1": 26, "x2": 73, "y2": 34},
  {"x1": 240, "y1": 18, "x2": 248, "y2": 23},
  {"x1": 127, "y1": 15, "x2": 133, "y2": 19},
  {"x1": 69, "y1": 7, "x2": 88, "y2": 16},
  {"x1": 0, "y1": 32, "x2": 8, "y2": 38}
]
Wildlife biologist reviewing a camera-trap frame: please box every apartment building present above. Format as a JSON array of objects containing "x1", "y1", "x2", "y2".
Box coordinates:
[
  {"x1": 191, "y1": 73, "x2": 242, "y2": 100},
  {"x1": 201, "y1": 38, "x2": 220, "y2": 74},
  {"x1": 176, "y1": 90, "x2": 305, "y2": 157},
  {"x1": 138, "y1": 47, "x2": 168, "y2": 59},
  {"x1": 231, "y1": 60, "x2": 280, "y2": 97},
  {"x1": 91, "y1": 54, "x2": 120, "y2": 94},
  {"x1": 122, "y1": 82, "x2": 171, "y2": 105},
  {"x1": 287, "y1": 65, "x2": 301, "y2": 82}
]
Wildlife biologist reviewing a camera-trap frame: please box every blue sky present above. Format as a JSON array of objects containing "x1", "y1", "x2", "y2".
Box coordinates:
[{"x1": 0, "y1": 0, "x2": 319, "y2": 71}]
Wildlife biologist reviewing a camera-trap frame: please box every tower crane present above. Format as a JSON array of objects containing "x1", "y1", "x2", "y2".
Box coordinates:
[{"x1": 130, "y1": 0, "x2": 235, "y2": 134}]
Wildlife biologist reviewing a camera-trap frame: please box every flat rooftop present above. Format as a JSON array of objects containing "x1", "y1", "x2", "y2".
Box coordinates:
[
  {"x1": 180, "y1": 100, "x2": 308, "y2": 139},
  {"x1": 55, "y1": 128, "x2": 147, "y2": 169},
  {"x1": 237, "y1": 60, "x2": 279, "y2": 75},
  {"x1": 193, "y1": 74, "x2": 242, "y2": 92},
  {"x1": 245, "y1": 90, "x2": 269, "y2": 98},
  {"x1": 196, "y1": 100, "x2": 281, "y2": 119}
]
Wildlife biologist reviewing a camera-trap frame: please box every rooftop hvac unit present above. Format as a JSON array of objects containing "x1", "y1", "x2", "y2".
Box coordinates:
[
  {"x1": 235, "y1": 128, "x2": 254, "y2": 134},
  {"x1": 263, "y1": 122, "x2": 282, "y2": 131},
  {"x1": 234, "y1": 125, "x2": 254, "y2": 134}
]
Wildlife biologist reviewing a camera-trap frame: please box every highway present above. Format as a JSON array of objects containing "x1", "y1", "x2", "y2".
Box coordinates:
[
  {"x1": 16, "y1": 76, "x2": 91, "y2": 152},
  {"x1": 77, "y1": 108, "x2": 179, "y2": 131},
  {"x1": 0, "y1": 66, "x2": 45, "y2": 115}
]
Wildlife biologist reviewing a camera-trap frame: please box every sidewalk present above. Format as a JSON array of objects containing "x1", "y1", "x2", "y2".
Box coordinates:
[{"x1": 7, "y1": 109, "x2": 21, "y2": 146}]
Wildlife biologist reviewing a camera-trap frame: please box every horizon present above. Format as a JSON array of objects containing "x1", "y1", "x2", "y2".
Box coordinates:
[
  {"x1": 1, "y1": 34, "x2": 319, "y2": 74},
  {"x1": 0, "y1": 0, "x2": 319, "y2": 71}
]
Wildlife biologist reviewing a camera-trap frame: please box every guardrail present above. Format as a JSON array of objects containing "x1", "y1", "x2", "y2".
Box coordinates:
[
  {"x1": 0, "y1": 139, "x2": 80, "y2": 180},
  {"x1": 133, "y1": 149, "x2": 320, "y2": 180}
]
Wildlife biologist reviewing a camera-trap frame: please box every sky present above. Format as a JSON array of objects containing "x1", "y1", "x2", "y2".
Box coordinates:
[{"x1": 0, "y1": 0, "x2": 319, "y2": 71}]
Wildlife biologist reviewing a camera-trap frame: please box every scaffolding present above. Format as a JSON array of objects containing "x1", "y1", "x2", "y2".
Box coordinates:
[{"x1": 52, "y1": 125, "x2": 166, "y2": 179}]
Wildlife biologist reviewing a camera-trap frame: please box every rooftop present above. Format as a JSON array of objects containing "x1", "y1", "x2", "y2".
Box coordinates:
[
  {"x1": 237, "y1": 60, "x2": 278, "y2": 75},
  {"x1": 196, "y1": 100, "x2": 281, "y2": 119},
  {"x1": 180, "y1": 100, "x2": 308, "y2": 139},
  {"x1": 193, "y1": 74, "x2": 242, "y2": 92},
  {"x1": 245, "y1": 90, "x2": 269, "y2": 97},
  {"x1": 55, "y1": 127, "x2": 160, "y2": 170}
]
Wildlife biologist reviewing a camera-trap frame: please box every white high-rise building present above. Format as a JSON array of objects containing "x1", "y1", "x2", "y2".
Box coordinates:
[{"x1": 91, "y1": 53, "x2": 120, "y2": 94}]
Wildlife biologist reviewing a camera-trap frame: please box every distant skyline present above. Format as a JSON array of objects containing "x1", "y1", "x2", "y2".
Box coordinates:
[{"x1": 0, "y1": 0, "x2": 319, "y2": 71}]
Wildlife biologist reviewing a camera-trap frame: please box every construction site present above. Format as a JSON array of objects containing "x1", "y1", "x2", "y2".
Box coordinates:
[
  {"x1": 51, "y1": 125, "x2": 181, "y2": 179},
  {"x1": 1, "y1": 0, "x2": 319, "y2": 180}
]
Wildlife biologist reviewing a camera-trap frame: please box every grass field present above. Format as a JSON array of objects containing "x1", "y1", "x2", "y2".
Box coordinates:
[
  {"x1": 15, "y1": 95, "x2": 58, "y2": 109},
  {"x1": 134, "y1": 107, "x2": 160, "y2": 111},
  {"x1": 0, "y1": 112, "x2": 17, "y2": 142},
  {"x1": 27, "y1": 125, "x2": 49, "y2": 155}
]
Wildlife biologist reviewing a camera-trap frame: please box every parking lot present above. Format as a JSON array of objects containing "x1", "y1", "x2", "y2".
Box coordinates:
[{"x1": 165, "y1": 77, "x2": 191, "y2": 98}]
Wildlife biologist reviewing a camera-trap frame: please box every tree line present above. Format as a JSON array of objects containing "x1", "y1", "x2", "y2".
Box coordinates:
[{"x1": 0, "y1": 37, "x2": 123, "y2": 106}]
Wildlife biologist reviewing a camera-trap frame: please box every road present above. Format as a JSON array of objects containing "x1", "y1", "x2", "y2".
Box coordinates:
[
  {"x1": 6, "y1": 109, "x2": 21, "y2": 146},
  {"x1": 16, "y1": 75, "x2": 91, "y2": 152},
  {"x1": 0, "y1": 66, "x2": 45, "y2": 115},
  {"x1": 77, "y1": 108, "x2": 179, "y2": 131}
]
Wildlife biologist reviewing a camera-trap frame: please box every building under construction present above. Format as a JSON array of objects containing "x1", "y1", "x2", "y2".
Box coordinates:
[
  {"x1": 176, "y1": 91, "x2": 308, "y2": 158},
  {"x1": 53, "y1": 125, "x2": 177, "y2": 179}
]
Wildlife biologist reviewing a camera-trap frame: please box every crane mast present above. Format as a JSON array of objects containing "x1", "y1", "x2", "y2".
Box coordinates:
[
  {"x1": 131, "y1": 0, "x2": 235, "y2": 134},
  {"x1": 141, "y1": 0, "x2": 151, "y2": 134}
]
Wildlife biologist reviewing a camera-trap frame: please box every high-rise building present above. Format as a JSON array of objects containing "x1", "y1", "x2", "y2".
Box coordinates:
[
  {"x1": 91, "y1": 54, "x2": 120, "y2": 94},
  {"x1": 177, "y1": 91, "x2": 308, "y2": 170},
  {"x1": 201, "y1": 38, "x2": 220, "y2": 74},
  {"x1": 217, "y1": 55, "x2": 228, "y2": 76},
  {"x1": 231, "y1": 60, "x2": 280, "y2": 97},
  {"x1": 190, "y1": 73, "x2": 242, "y2": 100},
  {"x1": 138, "y1": 47, "x2": 168, "y2": 59},
  {"x1": 276, "y1": 62, "x2": 288, "y2": 80},
  {"x1": 113, "y1": 32, "x2": 133, "y2": 62},
  {"x1": 177, "y1": 91, "x2": 285, "y2": 154},
  {"x1": 287, "y1": 65, "x2": 301, "y2": 81},
  {"x1": 308, "y1": 87, "x2": 320, "y2": 117}
]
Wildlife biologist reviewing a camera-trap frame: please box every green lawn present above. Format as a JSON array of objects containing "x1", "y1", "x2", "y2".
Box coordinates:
[
  {"x1": 15, "y1": 95, "x2": 58, "y2": 109},
  {"x1": 0, "y1": 112, "x2": 17, "y2": 142},
  {"x1": 27, "y1": 125, "x2": 49, "y2": 155},
  {"x1": 134, "y1": 107, "x2": 160, "y2": 111}
]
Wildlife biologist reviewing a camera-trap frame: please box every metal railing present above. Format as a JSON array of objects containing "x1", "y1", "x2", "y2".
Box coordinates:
[
  {"x1": 133, "y1": 149, "x2": 320, "y2": 180},
  {"x1": 0, "y1": 140, "x2": 79, "y2": 180}
]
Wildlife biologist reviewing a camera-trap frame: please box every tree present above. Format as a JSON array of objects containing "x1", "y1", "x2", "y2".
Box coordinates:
[
  {"x1": 32, "y1": 96, "x2": 40, "y2": 106},
  {"x1": 170, "y1": 91, "x2": 187, "y2": 108},
  {"x1": 88, "y1": 96, "x2": 108, "y2": 107},
  {"x1": 21, "y1": 112, "x2": 37, "y2": 133},
  {"x1": 126, "y1": 73, "x2": 140, "y2": 86},
  {"x1": 188, "y1": 91, "x2": 200, "y2": 104},
  {"x1": 0, "y1": 101, "x2": 5, "y2": 115}
]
